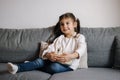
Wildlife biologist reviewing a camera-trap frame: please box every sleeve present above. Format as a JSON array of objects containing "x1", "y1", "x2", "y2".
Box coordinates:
[
  {"x1": 41, "y1": 36, "x2": 61, "y2": 59},
  {"x1": 75, "y1": 34, "x2": 87, "y2": 58}
]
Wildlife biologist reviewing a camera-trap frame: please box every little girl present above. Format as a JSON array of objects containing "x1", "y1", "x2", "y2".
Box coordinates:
[{"x1": 7, "y1": 12, "x2": 87, "y2": 74}]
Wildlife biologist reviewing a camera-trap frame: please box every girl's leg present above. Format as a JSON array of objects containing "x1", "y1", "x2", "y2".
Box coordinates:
[
  {"x1": 43, "y1": 62, "x2": 73, "y2": 74},
  {"x1": 18, "y1": 58, "x2": 45, "y2": 72}
]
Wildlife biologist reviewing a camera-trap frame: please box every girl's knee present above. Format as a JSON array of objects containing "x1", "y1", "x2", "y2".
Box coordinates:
[
  {"x1": 35, "y1": 58, "x2": 42, "y2": 62},
  {"x1": 35, "y1": 58, "x2": 44, "y2": 66},
  {"x1": 48, "y1": 63, "x2": 63, "y2": 73}
]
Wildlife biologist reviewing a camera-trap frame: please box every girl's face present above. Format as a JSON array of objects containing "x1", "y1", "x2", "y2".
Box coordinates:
[{"x1": 60, "y1": 18, "x2": 77, "y2": 37}]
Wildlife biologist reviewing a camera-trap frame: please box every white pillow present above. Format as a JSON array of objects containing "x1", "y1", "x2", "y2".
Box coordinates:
[
  {"x1": 39, "y1": 41, "x2": 49, "y2": 58},
  {"x1": 78, "y1": 50, "x2": 88, "y2": 68},
  {"x1": 39, "y1": 41, "x2": 88, "y2": 69}
]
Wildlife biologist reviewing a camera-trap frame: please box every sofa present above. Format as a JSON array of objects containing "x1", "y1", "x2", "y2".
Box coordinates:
[{"x1": 0, "y1": 26, "x2": 120, "y2": 80}]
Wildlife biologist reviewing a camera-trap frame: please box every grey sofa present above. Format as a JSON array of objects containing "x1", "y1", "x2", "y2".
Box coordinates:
[{"x1": 0, "y1": 26, "x2": 120, "y2": 80}]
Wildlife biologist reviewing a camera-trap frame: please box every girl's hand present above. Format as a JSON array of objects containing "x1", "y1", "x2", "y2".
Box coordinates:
[
  {"x1": 56, "y1": 52, "x2": 79, "y2": 64},
  {"x1": 56, "y1": 53, "x2": 72, "y2": 63},
  {"x1": 45, "y1": 52, "x2": 58, "y2": 62}
]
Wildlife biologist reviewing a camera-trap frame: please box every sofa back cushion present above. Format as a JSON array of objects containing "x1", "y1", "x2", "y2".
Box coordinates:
[
  {"x1": 114, "y1": 36, "x2": 120, "y2": 69},
  {"x1": 0, "y1": 27, "x2": 120, "y2": 68},
  {"x1": 81, "y1": 28, "x2": 115, "y2": 67},
  {"x1": 0, "y1": 27, "x2": 53, "y2": 63}
]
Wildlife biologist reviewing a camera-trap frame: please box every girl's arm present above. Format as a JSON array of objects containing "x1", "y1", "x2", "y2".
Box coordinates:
[{"x1": 75, "y1": 34, "x2": 87, "y2": 58}]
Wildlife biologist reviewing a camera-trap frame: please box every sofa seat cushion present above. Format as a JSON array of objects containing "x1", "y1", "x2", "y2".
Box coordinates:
[
  {"x1": 49, "y1": 68, "x2": 120, "y2": 80},
  {"x1": 0, "y1": 70, "x2": 51, "y2": 80},
  {"x1": 0, "y1": 63, "x2": 51, "y2": 80}
]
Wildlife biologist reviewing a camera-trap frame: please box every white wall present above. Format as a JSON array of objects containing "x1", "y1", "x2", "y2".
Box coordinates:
[{"x1": 0, "y1": 0, "x2": 120, "y2": 29}]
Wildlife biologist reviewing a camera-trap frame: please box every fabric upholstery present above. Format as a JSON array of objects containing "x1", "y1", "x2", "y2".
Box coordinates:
[
  {"x1": 114, "y1": 36, "x2": 120, "y2": 68},
  {"x1": 81, "y1": 28, "x2": 115, "y2": 67},
  {"x1": 0, "y1": 63, "x2": 51, "y2": 80},
  {"x1": 0, "y1": 27, "x2": 120, "y2": 80},
  {"x1": 0, "y1": 27, "x2": 53, "y2": 63},
  {"x1": 49, "y1": 68, "x2": 120, "y2": 80},
  {"x1": 0, "y1": 71, "x2": 51, "y2": 80}
]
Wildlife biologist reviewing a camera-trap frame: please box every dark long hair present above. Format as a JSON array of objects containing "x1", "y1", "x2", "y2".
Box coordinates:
[{"x1": 54, "y1": 12, "x2": 81, "y2": 38}]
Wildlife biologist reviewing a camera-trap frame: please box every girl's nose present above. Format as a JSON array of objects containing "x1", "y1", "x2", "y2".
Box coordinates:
[{"x1": 63, "y1": 24, "x2": 67, "y2": 28}]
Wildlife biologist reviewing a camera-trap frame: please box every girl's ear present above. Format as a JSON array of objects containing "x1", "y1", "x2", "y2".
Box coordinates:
[{"x1": 74, "y1": 21, "x2": 77, "y2": 28}]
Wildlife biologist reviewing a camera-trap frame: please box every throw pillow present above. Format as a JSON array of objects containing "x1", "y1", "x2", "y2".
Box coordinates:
[
  {"x1": 114, "y1": 36, "x2": 120, "y2": 68},
  {"x1": 39, "y1": 41, "x2": 49, "y2": 58},
  {"x1": 78, "y1": 49, "x2": 88, "y2": 68}
]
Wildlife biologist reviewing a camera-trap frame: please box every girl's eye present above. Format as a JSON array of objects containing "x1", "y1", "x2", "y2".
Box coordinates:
[
  {"x1": 60, "y1": 23, "x2": 64, "y2": 26},
  {"x1": 66, "y1": 22, "x2": 69, "y2": 25}
]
